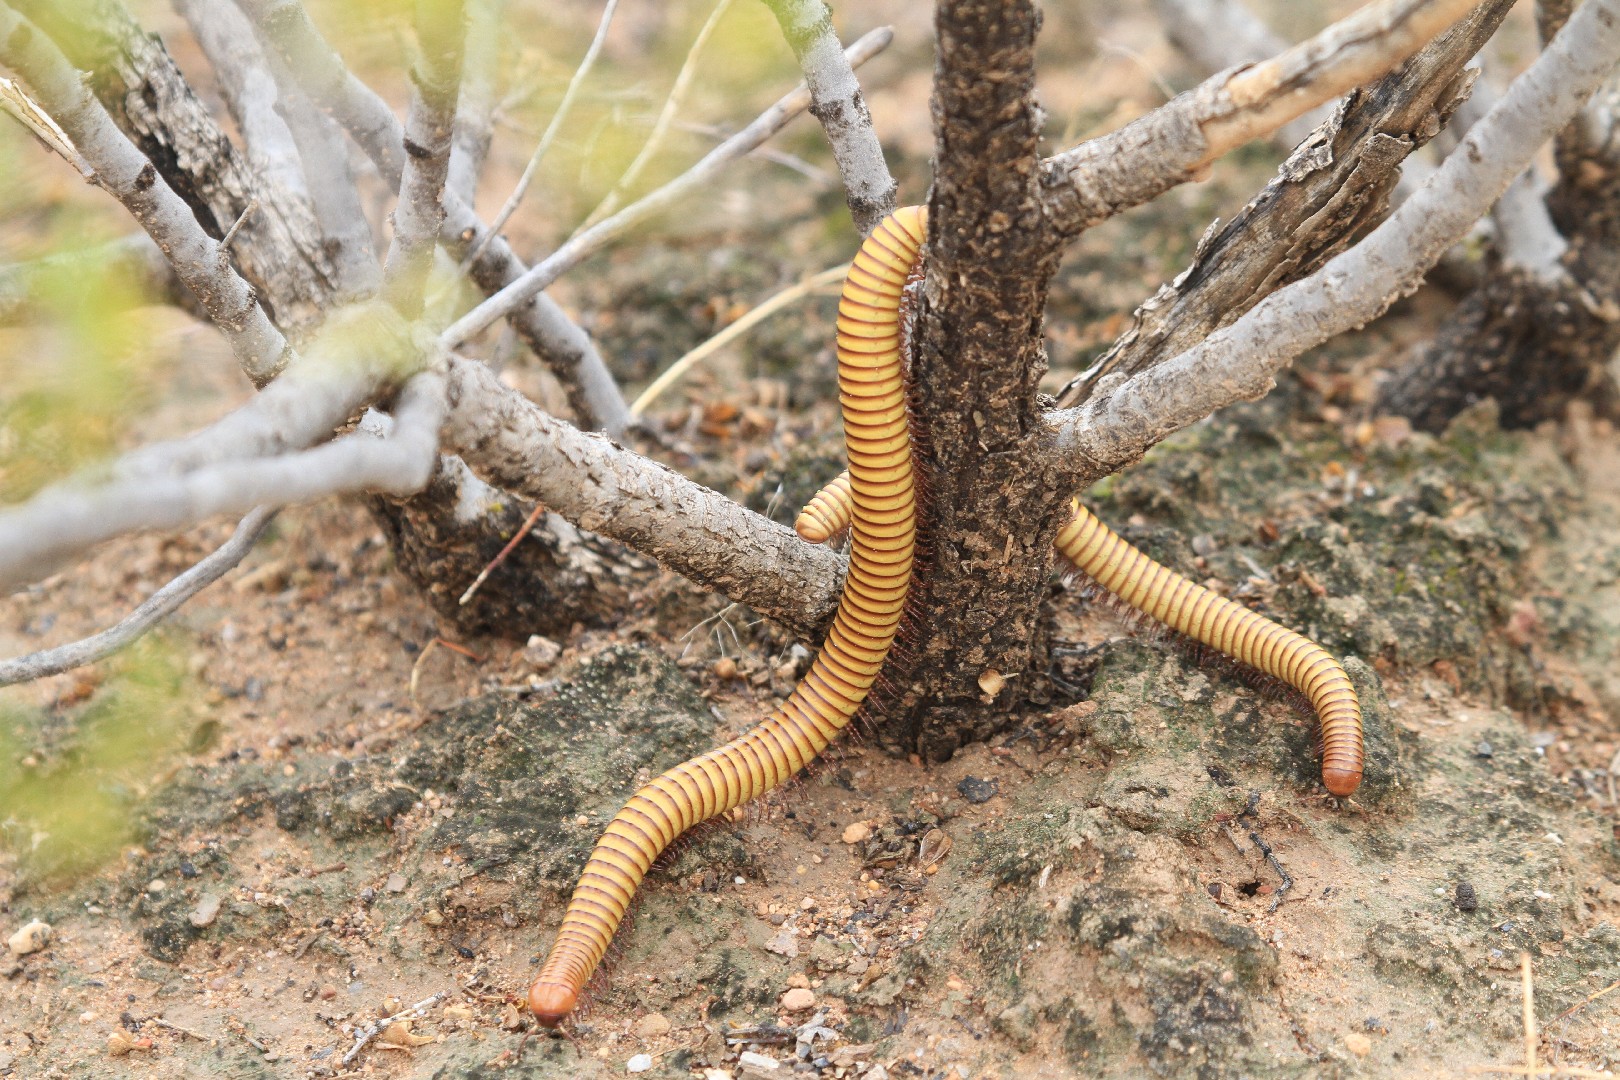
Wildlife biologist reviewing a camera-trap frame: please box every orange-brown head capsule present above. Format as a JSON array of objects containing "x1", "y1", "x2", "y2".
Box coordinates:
[
  {"x1": 1320, "y1": 762, "x2": 1362, "y2": 798},
  {"x1": 528, "y1": 980, "x2": 578, "y2": 1028}
]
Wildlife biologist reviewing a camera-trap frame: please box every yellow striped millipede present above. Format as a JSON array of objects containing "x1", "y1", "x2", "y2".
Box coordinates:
[
  {"x1": 528, "y1": 206, "x2": 926, "y2": 1027},
  {"x1": 796, "y1": 491, "x2": 1364, "y2": 797}
]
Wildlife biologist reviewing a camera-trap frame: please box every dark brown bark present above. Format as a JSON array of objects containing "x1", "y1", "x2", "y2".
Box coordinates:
[
  {"x1": 879, "y1": 0, "x2": 1068, "y2": 759},
  {"x1": 369, "y1": 459, "x2": 656, "y2": 639},
  {"x1": 1374, "y1": 266, "x2": 1619, "y2": 430},
  {"x1": 1057, "y1": 0, "x2": 1514, "y2": 409},
  {"x1": 13, "y1": 0, "x2": 340, "y2": 332}
]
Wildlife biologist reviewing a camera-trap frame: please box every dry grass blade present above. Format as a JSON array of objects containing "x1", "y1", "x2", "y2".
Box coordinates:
[{"x1": 631, "y1": 262, "x2": 849, "y2": 415}]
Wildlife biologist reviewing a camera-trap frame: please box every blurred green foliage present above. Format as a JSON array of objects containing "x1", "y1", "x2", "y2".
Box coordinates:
[{"x1": 0, "y1": 640, "x2": 194, "y2": 879}]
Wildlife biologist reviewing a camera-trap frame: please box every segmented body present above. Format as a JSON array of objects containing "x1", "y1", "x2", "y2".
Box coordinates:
[
  {"x1": 796, "y1": 483, "x2": 1365, "y2": 797},
  {"x1": 529, "y1": 206, "x2": 927, "y2": 1027}
]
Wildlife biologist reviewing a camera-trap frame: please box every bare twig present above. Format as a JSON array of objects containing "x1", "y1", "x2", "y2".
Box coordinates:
[
  {"x1": 148, "y1": 1018, "x2": 210, "y2": 1043},
  {"x1": 578, "y1": 0, "x2": 733, "y2": 231},
  {"x1": 631, "y1": 262, "x2": 848, "y2": 415},
  {"x1": 446, "y1": 0, "x2": 506, "y2": 205},
  {"x1": 458, "y1": 502, "x2": 545, "y2": 605},
  {"x1": 439, "y1": 26, "x2": 895, "y2": 349},
  {"x1": 341, "y1": 991, "x2": 448, "y2": 1067},
  {"x1": 1046, "y1": 0, "x2": 1620, "y2": 482},
  {"x1": 0, "y1": 371, "x2": 445, "y2": 591},
  {"x1": 173, "y1": 0, "x2": 311, "y2": 205},
  {"x1": 1151, "y1": 0, "x2": 1328, "y2": 148},
  {"x1": 382, "y1": 0, "x2": 467, "y2": 318},
  {"x1": 0, "y1": 1, "x2": 293, "y2": 385},
  {"x1": 443, "y1": 357, "x2": 843, "y2": 641},
  {"x1": 1040, "y1": 0, "x2": 1481, "y2": 239},
  {"x1": 0, "y1": 507, "x2": 277, "y2": 686},
  {"x1": 237, "y1": 0, "x2": 630, "y2": 431},
  {"x1": 763, "y1": 0, "x2": 898, "y2": 234},
  {"x1": 465, "y1": 0, "x2": 618, "y2": 264}
]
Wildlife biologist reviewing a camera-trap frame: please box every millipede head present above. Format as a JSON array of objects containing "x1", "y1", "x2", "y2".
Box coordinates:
[
  {"x1": 1320, "y1": 763, "x2": 1362, "y2": 798},
  {"x1": 528, "y1": 981, "x2": 579, "y2": 1028}
]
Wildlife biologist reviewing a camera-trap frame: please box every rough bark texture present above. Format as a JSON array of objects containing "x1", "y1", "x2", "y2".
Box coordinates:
[
  {"x1": 369, "y1": 459, "x2": 656, "y2": 638},
  {"x1": 1375, "y1": 266, "x2": 1620, "y2": 429},
  {"x1": 1058, "y1": 0, "x2": 1513, "y2": 408},
  {"x1": 881, "y1": 0, "x2": 1067, "y2": 760},
  {"x1": 12, "y1": 0, "x2": 338, "y2": 332},
  {"x1": 442, "y1": 358, "x2": 845, "y2": 643}
]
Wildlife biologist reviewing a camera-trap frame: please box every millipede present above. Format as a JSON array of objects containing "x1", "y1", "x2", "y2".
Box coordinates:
[
  {"x1": 528, "y1": 206, "x2": 927, "y2": 1027},
  {"x1": 796, "y1": 487, "x2": 1365, "y2": 798}
]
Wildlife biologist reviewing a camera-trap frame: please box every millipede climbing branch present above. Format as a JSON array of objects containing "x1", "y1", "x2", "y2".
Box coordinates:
[
  {"x1": 528, "y1": 206, "x2": 928, "y2": 1027},
  {"x1": 794, "y1": 486, "x2": 1365, "y2": 797}
]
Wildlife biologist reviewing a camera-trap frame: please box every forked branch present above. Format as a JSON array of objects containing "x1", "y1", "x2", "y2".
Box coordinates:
[{"x1": 1047, "y1": 0, "x2": 1620, "y2": 481}]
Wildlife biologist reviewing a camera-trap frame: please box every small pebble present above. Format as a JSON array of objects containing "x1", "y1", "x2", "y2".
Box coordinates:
[
  {"x1": 957, "y1": 776, "x2": 998, "y2": 804},
  {"x1": 627, "y1": 1053, "x2": 654, "y2": 1073},
  {"x1": 146, "y1": 879, "x2": 166, "y2": 895},
  {"x1": 385, "y1": 873, "x2": 407, "y2": 893},
  {"x1": 703, "y1": 1069, "x2": 735, "y2": 1080},
  {"x1": 781, "y1": 987, "x2": 816, "y2": 1012},
  {"x1": 787, "y1": 972, "x2": 811, "y2": 989},
  {"x1": 190, "y1": 893, "x2": 222, "y2": 928},
  {"x1": 841, "y1": 822, "x2": 871, "y2": 845},
  {"x1": 634, "y1": 1012, "x2": 671, "y2": 1039},
  {"x1": 424, "y1": 908, "x2": 445, "y2": 926},
  {"x1": 738, "y1": 1050, "x2": 780, "y2": 1075},
  {"x1": 524, "y1": 635, "x2": 562, "y2": 668},
  {"x1": 1344, "y1": 1032, "x2": 1372, "y2": 1057},
  {"x1": 7, "y1": 920, "x2": 51, "y2": 956},
  {"x1": 1455, "y1": 880, "x2": 1479, "y2": 912},
  {"x1": 319, "y1": 985, "x2": 338, "y2": 1000}
]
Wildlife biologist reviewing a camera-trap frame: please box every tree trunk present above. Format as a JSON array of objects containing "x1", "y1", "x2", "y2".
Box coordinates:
[{"x1": 873, "y1": 0, "x2": 1068, "y2": 760}]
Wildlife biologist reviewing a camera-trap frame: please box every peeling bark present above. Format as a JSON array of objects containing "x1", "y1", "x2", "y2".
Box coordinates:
[{"x1": 1059, "y1": 0, "x2": 1513, "y2": 408}]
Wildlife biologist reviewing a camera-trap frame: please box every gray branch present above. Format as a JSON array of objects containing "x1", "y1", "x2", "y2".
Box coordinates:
[
  {"x1": 381, "y1": 0, "x2": 466, "y2": 317},
  {"x1": 442, "y1": 358, "x2": 843, "y2": 641},
  {"x1": 1054, "y1": 0, "x2": 1513, "y2": 409},
  {"x1": 181, "y1": 0, "x2": 380, "y2": 296},
  {"x1": 0, "y1": 371, "x2": 444, "y2": 592},
  {"x1": 1039, "y1": 0, "x2": 1481, "y2": 239},
  {"x1": 172, "y1": 0, "x2": 309, "y2": 205},
  {"x1": 1046, "y1": 0, "x2": 1620, "y2": 482},
  {"x1": 112, "y1": 302, "x2": 421, "y2": 480},
  {"x1": 236, "y1": 0, "x2": 629, "y2": 432},
  {"x1": 440, "y1": 25, "x2": 895, "y2": 349},
  {"x1": 446, "y1": 0, "x2": 505, "y2": 205},
  {"x1": 763, "y1": 0, "x2": 897, "y2": 235},
  {"x1": 0, "y1": 507, "x2": 278, "y2": 686},
  {"x1": 0, "y1": 2, "x2": 292, "y2": 385},
  {"x1": 10, "y1": 0, "x2": 337, "y2": 333},
  {"x1": 1151, "y1": 0, "x2": 1327, "y2": 148}
]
